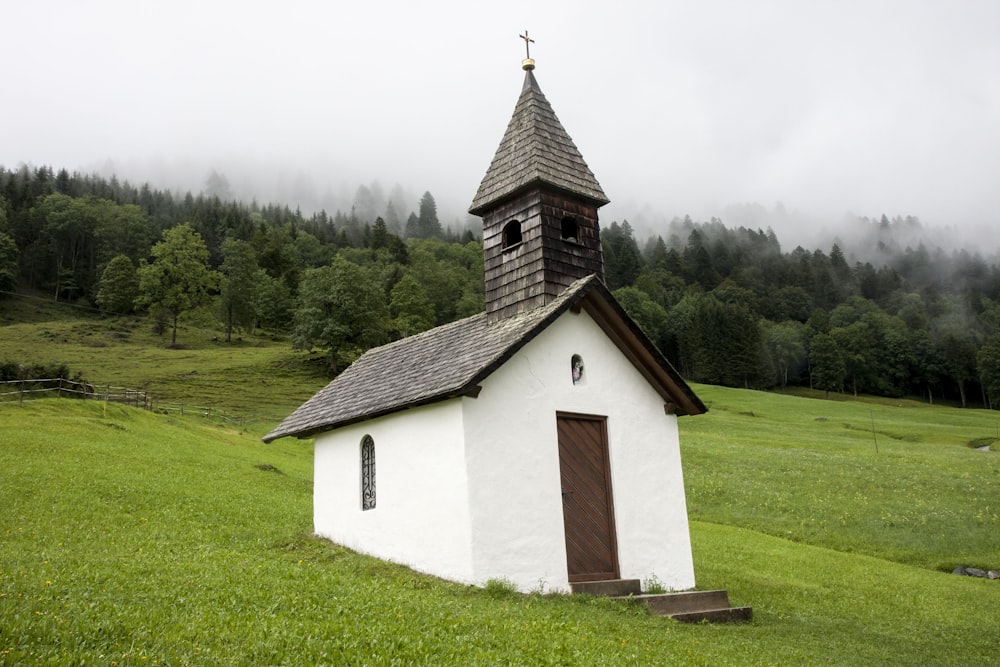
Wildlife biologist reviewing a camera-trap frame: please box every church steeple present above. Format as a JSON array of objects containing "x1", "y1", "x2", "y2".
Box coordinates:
[{"x1": 470, "y1": 49, "x2": 609, "y2": 323}]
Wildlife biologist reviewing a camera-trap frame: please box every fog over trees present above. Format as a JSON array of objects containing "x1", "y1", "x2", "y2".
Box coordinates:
[{"x1": 2, "y1": 164, "x2": 1000, "y2": 409}]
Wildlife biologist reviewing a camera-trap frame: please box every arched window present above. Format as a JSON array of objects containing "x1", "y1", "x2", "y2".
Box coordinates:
[
  {"x1": 502, "y1": 220, "x2": 522, "y2": 249},
  {"x1": 360, "y1": 435, "x2": 376, "y2": 510},
  {"x1": 561, "y1": 216, "x2": 579, "y2": 242},
  {"x1": 571, "y1": 354, "x2": 585, "y2": 385}
]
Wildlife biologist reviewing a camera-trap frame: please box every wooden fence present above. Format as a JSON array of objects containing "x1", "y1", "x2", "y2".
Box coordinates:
[{"x1": 0, "y1": 378, "x2": 269, "y2": 428}]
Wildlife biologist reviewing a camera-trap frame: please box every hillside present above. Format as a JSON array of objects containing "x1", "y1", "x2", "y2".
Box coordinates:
[
  {"x1": 4, "y1": 165, "x2": 1000, "y2": 409},
  {"x1": 2, "y1": 387, "x2": 998, "y2": 664},
  {"x1": 683, "y1": 384, "x2": 1000, "y2": 571},
  {"x1": 0, "y1": 292, "x2": 326, "y2": 421}
]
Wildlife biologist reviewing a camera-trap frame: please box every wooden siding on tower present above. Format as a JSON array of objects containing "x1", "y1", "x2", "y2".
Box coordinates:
[
  {"x1": 483, "y1": 188, "x2": 605, "y2": 322},
  {"x1": 483, "y1": 191, "x2": 545, "y2": 320}
]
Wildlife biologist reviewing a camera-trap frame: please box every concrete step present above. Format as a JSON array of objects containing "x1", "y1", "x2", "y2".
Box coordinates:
[
  {"x1": 569, "y1": 578, "x2": 642, "y2": 597},
  {"x1": 627, "y1": 590, "x2": 731, "y2": 615},
  {"x1": 670, "y1": 606, "x2": 754, "y2": 624},
  {"x1": 616, "y1": 590, "x2": 752, "y2": 624}
]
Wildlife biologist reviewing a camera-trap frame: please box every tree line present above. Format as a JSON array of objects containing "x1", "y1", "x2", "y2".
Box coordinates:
[
  {"x1": 0, "y1": 165, "x2": 482, "y2": 372},
  {"x1": 602, "y1": 216, "x2": 1000, "y2": 408},
  {"x1": 2, "y1": 164, "x2": 1000, "y2": 407}
]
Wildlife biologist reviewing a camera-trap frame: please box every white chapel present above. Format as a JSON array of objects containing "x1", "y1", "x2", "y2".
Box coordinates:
[{"x1": 264, "y1": 51, "x2": 709, "y2": 595}]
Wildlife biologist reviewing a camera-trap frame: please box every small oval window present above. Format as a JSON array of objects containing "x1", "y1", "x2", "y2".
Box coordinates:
[{"x1": 571, "y1": 354, "x2": 585, "y2": 385}]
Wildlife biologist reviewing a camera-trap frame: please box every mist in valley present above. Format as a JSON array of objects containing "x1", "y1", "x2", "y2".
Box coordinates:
[{"x1": 4, "y1": 1, "x2": 998, "y2": 273}]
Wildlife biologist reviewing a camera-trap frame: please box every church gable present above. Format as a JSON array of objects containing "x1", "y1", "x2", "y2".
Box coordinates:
[{"x1": 460, "y1": 308, "x2": 696, "y2": 591}]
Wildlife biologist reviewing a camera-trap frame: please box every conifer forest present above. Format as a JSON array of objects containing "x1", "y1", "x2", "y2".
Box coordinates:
[{"x1": 2, "y1": 164, "x2": 1000, "y2": 408}]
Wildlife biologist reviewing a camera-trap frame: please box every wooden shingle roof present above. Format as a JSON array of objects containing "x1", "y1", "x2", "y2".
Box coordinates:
[
  {"x1": 468, "y1": 69, "x2": 609, "y2": 216},
  {"x1": 263, "y1": 276, "x2": 705, "y2": 443}
]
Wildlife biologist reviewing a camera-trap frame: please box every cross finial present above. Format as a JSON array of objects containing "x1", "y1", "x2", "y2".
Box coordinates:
[
  {"x1": 519, "y1": 31, "x2": 534, "y2": 58},
  {"x1": 519, "y1": 30, "x2": 536, "y2": 71}
]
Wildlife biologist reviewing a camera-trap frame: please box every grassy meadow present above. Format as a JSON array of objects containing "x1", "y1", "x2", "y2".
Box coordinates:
[
  {"x1": 1, "y1": 297, "x2": 999, "y2": 664},
  {"x1": 0, "y1": 294, "x2": 325, "y2": 420},
  {"x1": 684, "y1": 384, "x2": 1000, "y2": 572}
]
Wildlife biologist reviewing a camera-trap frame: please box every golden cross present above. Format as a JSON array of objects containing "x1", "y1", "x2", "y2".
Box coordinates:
[{"x1": 519, "y1": 31, "x2": 535, "y2": 59}]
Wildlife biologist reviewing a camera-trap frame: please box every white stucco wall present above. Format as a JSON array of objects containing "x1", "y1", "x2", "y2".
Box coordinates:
[
  {"x1": 461, "y1": 309, "x2": 696, "y2": 593},
  {"x1": 311, "y1": 307, "x2": 696, "y2": 594},
  {"x1": 312, "y1": 399, "x2": 475, "y2": 584}
]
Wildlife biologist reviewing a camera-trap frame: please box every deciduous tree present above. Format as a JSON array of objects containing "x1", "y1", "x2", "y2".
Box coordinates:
[
  {"x1": 810, "y1": 332, "x2": 845, "y2": 398},
  {"x1": 218, "y1": 239, "x2": 260, "y2": 341},
  {"x1": 614, "y1": 286, "x2": 669, "y2": 352},
  {"x1": 389, "y1": 273, "x2": 436, "y2": 337},
  {"x1": 136, "y1": 223, "x2": 218, "y2": 345},
  {"x1": 292, "y1": 256, "x2": 389, "y2": 373},
  {"x1": 762, "y1": 320, "x2": 807, "y2": 387},
  {"x1": 95, "y1": 254, "x2": 138, "y2": 314},
  {"x1": 0, "y1": 201, "x2": 16, "y2": 294},
  {"x1": 977, "y1": 333, "x2": 1000, "y2": 409}
]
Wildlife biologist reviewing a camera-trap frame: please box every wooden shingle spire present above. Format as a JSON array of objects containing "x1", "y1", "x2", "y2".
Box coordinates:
[
  {"x1": 470, "y1": 51, "x2": 609, "y2": 323},
  {"x1": 469, "y1": 67, "x2": 608, "y2": 216}
]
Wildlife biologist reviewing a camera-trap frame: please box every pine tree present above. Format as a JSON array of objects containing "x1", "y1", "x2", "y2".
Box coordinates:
[
  {"x1": 417, "y1": 191, "x2": 442, "y2": 239},
  {"x1": 404, "y1": 212, "x2": 420, "y2": 239}
]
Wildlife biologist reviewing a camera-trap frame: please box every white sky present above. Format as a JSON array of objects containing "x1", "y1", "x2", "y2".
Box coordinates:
[{"x1": 3, "y1": 0, "x2": 998, "y2": 247}]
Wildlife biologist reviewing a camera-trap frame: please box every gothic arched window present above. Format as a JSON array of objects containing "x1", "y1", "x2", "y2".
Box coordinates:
[{"x1": 361, "y1": 435, "x2": 376, "y2": 510}]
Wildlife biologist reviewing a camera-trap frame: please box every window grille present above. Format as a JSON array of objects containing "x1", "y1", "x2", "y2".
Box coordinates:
[{"x1": 361, "y1": 435, "x2": 376, "y2": 510}]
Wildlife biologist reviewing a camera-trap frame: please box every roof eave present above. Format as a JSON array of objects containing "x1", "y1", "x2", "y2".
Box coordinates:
[
  {"x1": 262, "y1": 383, "x2": 485, "y2": 443},
  {"x1": 468, "y1": 178, "x2": 610, "y2": 217}
]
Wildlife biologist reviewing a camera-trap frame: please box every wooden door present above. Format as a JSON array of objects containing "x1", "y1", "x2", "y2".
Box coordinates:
[{"x1": 556, "y1": 413, "x2": 619, "y2": 582}]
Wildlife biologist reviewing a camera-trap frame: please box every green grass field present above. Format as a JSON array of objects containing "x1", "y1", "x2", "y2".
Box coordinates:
[
  {"x1": 0, "y1": 293, "x2": 325, "y2": 420},
  {"x1": 684, "y1": 384, "x2": 1000, "y2": 572},
  {"x1": 1, "y1": 298, "x2": 999, "y2": 664}
]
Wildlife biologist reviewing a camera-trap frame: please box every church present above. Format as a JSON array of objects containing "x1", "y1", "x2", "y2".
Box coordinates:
[{"x1": 264, "y1": 50, "x2": 709, "y2": 596}]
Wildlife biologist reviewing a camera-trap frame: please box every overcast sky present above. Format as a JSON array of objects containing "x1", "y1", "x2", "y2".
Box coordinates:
[{"x1": 3, "y1": 0, "x2": 998, "y2": 248}]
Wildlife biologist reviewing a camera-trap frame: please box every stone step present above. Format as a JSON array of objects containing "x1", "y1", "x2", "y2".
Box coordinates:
[
  {"x1": 670, "y1": 606, "x2": 754, "y2": 624},
  {"x1": 626, "y1": 590, "x2": 731, "y2": 615},
  {"x1": 616, "y1": 590, "x2": 752, "y2": 624},
  {"x1": 569, "y1": 578, "x2": 642, "y2": 597}
]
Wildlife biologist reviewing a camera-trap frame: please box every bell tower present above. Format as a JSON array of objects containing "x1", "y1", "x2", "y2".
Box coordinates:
[{"x1": 469, "y1": 40, "x2": 609, "y2": 323}]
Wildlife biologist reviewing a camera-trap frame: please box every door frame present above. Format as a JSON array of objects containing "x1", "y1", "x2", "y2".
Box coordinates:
[{"x1": 556, "y1": 411, "x2": 620, "y2": 582}]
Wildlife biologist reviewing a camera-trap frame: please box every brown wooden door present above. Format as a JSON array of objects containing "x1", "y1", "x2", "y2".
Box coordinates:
[{"x1": 556, "y1": 413, "x2": 619, "y2": 582}]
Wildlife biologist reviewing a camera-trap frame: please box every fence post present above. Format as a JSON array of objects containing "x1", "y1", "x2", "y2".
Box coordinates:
[
  {"x1": 19, "y1": 380, "x2": 24, "y2": 405},
  {"x1": 57, "y1": 378, "x2": 62, "y2": 399}
]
